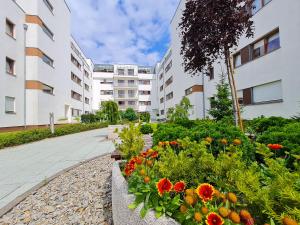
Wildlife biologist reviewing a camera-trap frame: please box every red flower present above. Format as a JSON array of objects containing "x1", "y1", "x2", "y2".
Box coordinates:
[
  {"x1": 170, "y1": 141, "x2": 178, "y2": 146},
  {"x1": 150, "y1": 151, "x2": 159, "y2": 158},
  {"x1": 206, "y1": 213, "x2": 224, "y2": 225},
  {"x1": 268, "y1": 144, "x2": 283, "y2": 150},
  {"x1": 124, "y1": 162, "x2": 135, "y2": 176},
  {"x1": 196, "y1": 183, "x2": 215, "y2": 202},
  {"x1": 244, "y1": 218, "x2": 255, "y2": 225},
  {"x1": 173, "y1": 181, "x2": 186, "y2": 193},
  {"x1": 135, "y1": 157, "x2": 143, "y2": 165},
  {"x1": 156, "y1": 178, "x2": 173, "y2": 196}
]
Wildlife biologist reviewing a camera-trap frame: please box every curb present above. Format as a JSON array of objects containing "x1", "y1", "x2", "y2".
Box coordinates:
[{"x1": 0, "y1": 152, "x2": 111, "y2": 218}]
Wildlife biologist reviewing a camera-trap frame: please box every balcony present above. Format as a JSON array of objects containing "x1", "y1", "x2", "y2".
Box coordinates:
[
  {"x1": 114, "y1": 93, "x2": 138, "y2": 100},
  {"x1": 114, "y1": 82, "x2": 138, "y2": 89},
  {"x1": 118, "y1": 102, "x2": 138, "y2": 111}
]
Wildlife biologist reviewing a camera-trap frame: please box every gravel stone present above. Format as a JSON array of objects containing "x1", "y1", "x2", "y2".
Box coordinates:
[{"x1": 0, "y1": 154, "x2": 114, "y2": 225}]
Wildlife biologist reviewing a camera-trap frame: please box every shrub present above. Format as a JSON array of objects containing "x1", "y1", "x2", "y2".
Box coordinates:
[
  {"x1": 101, "y1": 101, "x2": 119, "y2": 124},
  {"x1": 117, "y1": 123, "x2": 144, "y2": 160},
  {"x1": 246, "y1": 116, "x2": 292, "y2": 134},
  {"x1": 122, "y1": 108, "x2": 138, "y2": 122},
  {"x1": 0, "y1": 122, "x2": 108, "y2": 149},
  {"x1": 140, "y1": 124, "x2": 153, "y2": 134},
  {"x1": 139, "y1": 112, "x2": 151, "y2": 123},
  {"x1": 81, "y1": 114, "x2": 99, "y2": 123}
]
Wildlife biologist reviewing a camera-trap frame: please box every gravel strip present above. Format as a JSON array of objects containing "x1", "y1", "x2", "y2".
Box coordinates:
[{"x1": 0, "y1": 154, "x2": 114, "y2": 225}]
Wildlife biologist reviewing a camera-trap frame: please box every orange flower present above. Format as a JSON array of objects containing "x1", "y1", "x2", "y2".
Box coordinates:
[
  {"x1": 220, "y1": 139, "x2": 228, "y2": 145},
  {"x1": 268, "y1": 144, "x2": 283, "y2": 150},
  {"x1": 150, "y1": 151, "x2": 159, "y2": 158},
  {"x1": 170, "y1": 141, "x2": 178, "y2": 146},
  {"x1": 156, "y1": 178, "x2": 173, "y2": 196},
  {"x1": 205, "y1": 137, "x2": 213, "y2": 144},
  {"x1": 173, "y1": 181, "x2": 186, "y2": 193},
  {"x1": 233, "y1": 139, "x2": 242, "y2": 145},
  {"x1": 196, "y1": 183, "x2": 215, "y2": 202},
  {"x1": 158, "y1": 141, "x2": 165, "y2": 147},
  {"x1": 206, "y1": 213, "x2": 224, "y2": 225},
  {"x1": 124, "y1": 162, "x2": 135, "y2": 176},
  {"x1": 135, "y1": 157, "x2": 144, "y2": 165}
]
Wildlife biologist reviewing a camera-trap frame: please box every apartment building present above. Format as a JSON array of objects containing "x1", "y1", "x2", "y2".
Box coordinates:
[
  {"x1": 156, "y1": 0, "x2": 205, "y2": 121},
  {"x1": 158, "y1": 0, "x2": 300, "y2": 120},
  {"x1": 0, "y1": 0, "x2": 26, "y2": 128},
  {"x1": 0, "y1": 0, "x2": 93, "y2": 129},
  {"x1": 93, "y1": 64, "x2": 159, "y2": 119}
]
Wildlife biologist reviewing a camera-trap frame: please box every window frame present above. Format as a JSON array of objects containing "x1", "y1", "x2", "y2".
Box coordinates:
[
  {"x1": 6, "y1": 19, "x2": 15, "y2": 38},
  {"x1": 5, "y1": 96, "x2": 16, "y2": 114},
  {"x1": 6, "y1": 57, "x2": 15, "y2": 75},
  {"x1": 43, "y1": 0, "x2": 54, "y2": 13}
]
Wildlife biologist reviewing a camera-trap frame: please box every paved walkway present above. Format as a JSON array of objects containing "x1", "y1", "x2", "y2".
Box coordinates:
[{"x1": 0, "y1": 128, "x2": 115, "y2": 210}]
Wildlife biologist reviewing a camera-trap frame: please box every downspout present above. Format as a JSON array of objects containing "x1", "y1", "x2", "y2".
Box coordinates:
[
  {"x1": 23, "y1": 24, "x2": 28, "y2": 128},
  {"x1": 202, "y1": 73, "x2": 206, "y2": 118}
]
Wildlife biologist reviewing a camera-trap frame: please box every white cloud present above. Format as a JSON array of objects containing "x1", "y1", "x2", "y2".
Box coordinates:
[{"x1": 66, "y1": 0, "x2": 180, "y2": 66}]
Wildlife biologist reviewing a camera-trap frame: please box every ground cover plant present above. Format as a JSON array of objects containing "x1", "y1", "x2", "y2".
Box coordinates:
[
  {"x1": 0, "y1": 122, "x2": 108, "y2": 149},
  {"x1": 119, "y1": 118, "x2": 300, "y2": 225}
]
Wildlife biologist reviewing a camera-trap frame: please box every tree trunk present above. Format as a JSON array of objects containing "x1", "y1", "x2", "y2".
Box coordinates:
[{"x1": 224, "y1": 47, "x2": 243, "y2": 130}]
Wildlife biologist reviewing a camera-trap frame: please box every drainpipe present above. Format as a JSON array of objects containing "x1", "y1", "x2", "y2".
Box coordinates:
[
  {"x1": 202, "y1": 74, "x2": 206, "y2": 118},
  {"x1": 23, "y1": 24, "x2": 28, "y2": 129}
]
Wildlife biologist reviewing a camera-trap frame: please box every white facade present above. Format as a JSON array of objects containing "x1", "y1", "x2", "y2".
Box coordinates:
[
  {"x1": 0, "y1": 0, "x2": 94, "y2": 128},
  {"x1": 93, "y1": 64, "x2": 158, "y2": 119},
  {"x1": 157, "y1": 0, "x2": 300, "y2": 120},
  {"x1": 0, "y1": 0, "x2": 26, "y2": 128}
]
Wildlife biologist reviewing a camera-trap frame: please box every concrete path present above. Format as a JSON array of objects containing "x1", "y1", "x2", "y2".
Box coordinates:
[{"x1": 0, "y1": 128, "x2": 115, "y2": 210}]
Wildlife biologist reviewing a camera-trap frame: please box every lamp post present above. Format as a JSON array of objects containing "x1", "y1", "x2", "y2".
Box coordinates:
[{"x1": 23, "y1": 24, "x2": 28, "y2": 129}]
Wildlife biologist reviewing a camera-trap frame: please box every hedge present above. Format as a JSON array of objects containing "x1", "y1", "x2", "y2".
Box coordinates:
[{"x1": 0, "y1": 122, "x2": 108, "y2": 150}]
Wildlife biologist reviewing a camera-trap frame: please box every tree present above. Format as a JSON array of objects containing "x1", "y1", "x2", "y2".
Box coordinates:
[
  {"x1": 100, "y1": 101, "x2": 119, "y2": 124},
  {"x1": 209, "y1": 73, "x2": 233, "y2": 121},
  {"x1": 167, "y1": 97, "x2": 192, "y2": 122},
  {"x1": 123, "y1": 108, "x2": 138, "y2": 122},
  {"x1": 179, "y1": 0, "x2": 254, "y2": 130},
  {"x1": 139, "y1": 112, "x2": 151, "y2": 123}
]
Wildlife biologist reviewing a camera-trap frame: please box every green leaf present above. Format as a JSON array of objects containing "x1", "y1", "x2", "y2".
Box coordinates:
[
  {"x1": 140, "y1": 207, "x2": 148, "y2": 218},
  {"x1": 128, "y1": 203, "x2": 138, "y2": 210},
  {"x1": 155, "y1": 211, "x2": 163, "y2": 218},
  {"x1": 270, "y1": 218, "x2": 275, "y2": 225},
  {"x1": 156, "y1": 206, "x2": 163, "y2": 212}
]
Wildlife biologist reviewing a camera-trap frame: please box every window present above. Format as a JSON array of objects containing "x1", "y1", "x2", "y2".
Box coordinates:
[
  {"x1": 160, "y1": 85, "x2": 163, "y2": 92},
  {"x1": 138, "y1": 67, "x2": 151, "y2": 74},
  {"x1": 128, "y1": 90, "x2": 136, "y2": 98},
  {"x1": 185, "y1": 87, "x2": 193, "y2": 96},
  {"x1": 43, "y1": 0, "x2": 54, "y2": 12},
  {"x1": 240, "y1": 80, "x2": 283, "y2": 105},
  {"x1": 41, "y1": 23, "x2": 54, "y2": 39},
  {"x1": 160, "y1": 97, "x2": 164, "y2": 104},
  {"x1": 117, "y1": 69, "x2": 125, "y2": 75},
  {"x1": 252, "y1": 0, "x2": 272, "y2": 14},
  {"x1": 41, "y1": 83, "x2": 54, "y2": 94},
  {"x1": 208, "y1": 67, "x2": 214, "y2": 80},
  {"x1": 139, "y1": 101, "x2": 151, "y2": 106},
  {"x1": 118, "y1": 101, "x2": 125, "y2": 106},
  {"x1": 160, "y1": 110, "x2": 165, "y2": 115},
  {"x1": 266, "y1": 32, "x2": 280, "y2": 53},
  {"x1": 84, "y1": 70, "x2": 89, "y2": 78},
  {"x1": 117, "y1": 80, "x2": 125, "y2": 87},
  {"x1": 165, "y1": 76, "x2": 173, "y2": 87},
  {"x1": 71, "y1": 72, "x2": 82, "y2": 86},
  {"x1": 233, "y1": 53, "x2": 242, "y2": 68},
  {"x1": 42, "y1": 54, "x2": 53, "y2": 67},
  {"x1": 72, "y1": 108, "x2": 82, "y2": 117},
  {"x1": 128, "y1": 69, "x2": 134, "y2": 76},
  {"x1": 139, "y1": 91, "x2": 151, "y2": 95},
  {"x1": 128, "y1": 101, "x2": 136, "y2": 106},
  {"x1": 71, "y1": 54, "x2": 81, "y2": 70},
  {"x1": 118, "y1": 90, "x2": 125, "y2": 98},
  {"x1": 100, "y1": 90, "x2": 113, "y2": 95},
  {"x1": 165, "y1": 60, "x2": 172, "y2": 73},
  {"x1": 166, "y1": 92, "x2": 173, "y2": 101},
  {"x1": 6, "y1": 19, "x2": 15, "y2": 38},
  {"x1": 159, "y1": 73, "x2": 163, "y2": 80},
  {"x1": 6, "y1": 57, "x2": 15, "y2": 75},
  {"x1": 84, "y1": 84, "x2": 89, "y2": 91},
  {"x1": 85, "y1": 97, "x2": 90, "y2": 104},
  {"x1": 94, "y1": 64, "x2": 114, "y2": 73},
  {"x1": 100, "y1": 79, "x2": 113, "y2": 84},
  {"x1": 139, "y1": 80, "x2": 151, "y2": 85},
  {"x1": 234, "y1": 29, "x2": 280, "y2": 68},
  {"x1": 5, "y1": 96, "x2": 15, "y2": 114},
  {"x1": 128, "y1": 80, "x2": 135, "y2": 87},
  {"x1": 71, "y1": 90, "x2": 82, "y2": 101}
]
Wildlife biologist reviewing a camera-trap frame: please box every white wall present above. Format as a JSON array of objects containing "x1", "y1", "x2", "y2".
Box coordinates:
[{"x1": 0, "y1": 0, "x2": 25, "y2": 128}]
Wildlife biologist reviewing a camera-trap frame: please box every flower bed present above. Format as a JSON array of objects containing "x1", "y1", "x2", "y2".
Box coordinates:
[{"x1": 112, "y1": 161, "x2": 179, "y2": 225}]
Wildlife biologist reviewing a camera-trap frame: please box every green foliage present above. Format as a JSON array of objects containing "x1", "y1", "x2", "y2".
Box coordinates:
[
  {"x1": 140, "y1": 124, "x2": 153, "y2": 134},
  {"x1": 153, "y1": 120, "x2": 255, "y2": 161},
  {"x1": 167, "y1": 97, "x2": 192, "y2": 123},
  {"x1": 209, "y1": 74, "x2": 234, "y2": 121},
  {"x1": 101, "y1": 101, "x2": 119, "y2": 124},
  {"x1": 81, "y1": 114, "x2": 99, "y2": 123},
  {"x1": 0, "y1": 123, "x2": 108, "y2": 149},
  {"x1": 117, "y1": 123, "x2": 144, "y2": 160},
  {"x1": 139, "y1": 112, "x2": 151, "y2": 123},
  {"x1": 246, "y1": 116, "x2": 292, "y2": 134},
  {"x1": 122, "y1": 108, "x2": 138, "y2": 122}
]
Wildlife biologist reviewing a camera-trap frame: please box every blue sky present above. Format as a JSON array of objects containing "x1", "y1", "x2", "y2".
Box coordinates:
[{"x1": 66, "y1": 0, "x2": 180, "y2": 66}]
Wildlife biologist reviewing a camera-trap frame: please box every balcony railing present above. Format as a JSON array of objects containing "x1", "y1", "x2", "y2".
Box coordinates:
[{"x1": 115, "y1": 93, "x2": 138, "y2": 99}]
